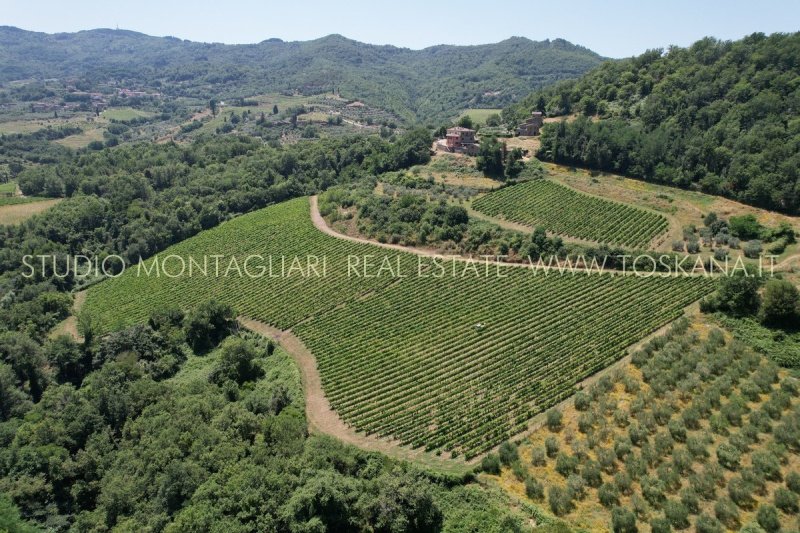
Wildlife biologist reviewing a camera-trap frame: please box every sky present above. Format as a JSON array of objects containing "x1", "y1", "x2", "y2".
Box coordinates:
[{"x1": 2, "y1": 0, "x2": 799, "y2": 58}]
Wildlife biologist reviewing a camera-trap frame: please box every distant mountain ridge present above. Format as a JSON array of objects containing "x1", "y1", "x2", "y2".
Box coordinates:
[{"x1": 0, "y1": 26, "x2": 604, "y2": 120}]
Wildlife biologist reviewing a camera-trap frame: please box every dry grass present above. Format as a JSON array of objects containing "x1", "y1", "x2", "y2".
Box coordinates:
[
  {"x1": 0, "y1": 198, "x2": 61, "y2": 225},
  {"x1": 54, "y1": 128, "x2": 105, "y2": 149}
]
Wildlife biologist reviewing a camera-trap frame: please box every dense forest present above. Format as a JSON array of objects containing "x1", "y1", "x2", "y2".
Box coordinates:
[
  {"x1": 505, "y1": 32, "x2": 800, "y2": 214},
  {"x1": 0, "y1": 26, "x2": 603, "y2": 121}
]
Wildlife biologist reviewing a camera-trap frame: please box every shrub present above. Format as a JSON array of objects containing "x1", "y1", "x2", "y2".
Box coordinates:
[
  {"x1": 184, "y1": 299, "x2": 236, "y2": 353},
  {"x1": 498, "y1": 441, "x2": 519, "y2": 466},
  {"x1": 728, "y1": 476, "x2": 756, "y2": 510},
  {"x1": 531, "y1": 447, "x2": 547, "y2": 467},
  {"x1": 524, "y1": 476, "x2": 544, "y2": 501},
  {"x1": 686, "y1": 435, "x2": 709, "y2": 461},
  {"x1": 577, "y1": 412, "x2": 594, "y2": 434},
  {"x1": 546, "y1": 409, "x2": 563, "y2": 431},
  {"x1": 787, "y1": 471, "x2": 800, "y2": 494},
  {"x1": 650, "y1": 517, "x2": 671, "y2": 533},
  {"x1": 555, "y1": 453, "x2": 578, "y2": 477},
  {"x1": 641, "y1": 475, "x2": 666, "y2": 507},
  {"x1": 548, "y1": 485, "x2": 573, "y2": 516},
  {"x1": 511, "y1": 461, "x2": 527, "y2": 481},
  {"x1": 566, "y1": 474, "x2": 586, "y2": 500},
  {"x1": 714, "y1": 497, "x2": 740, "y2": 529},
  {"x1": 679, "y1": 488, "x2": 700, "y2": 514},
  {"x1": 614, "y1": 472, "x2": 632, "y2": 495},
  {"x1": 752, "y1": 450, "x2": 782, "y2": 481},
  {"x1": 614, "y1": 437, "x2": 632, "y2": 460},
  {"x1": 579, "y1": 459, "x2": 602, "y2": 488},
  {"x1": 664, "y1": 499, "x2": 689, "y2": 529},
  {"x1": 695, "y1": 513, "x2": 723, "y2": 533},
  {"x1": 774, "y1": 487, "x2": 799, "y2": 513},
  {"x1": 597, "y1": 447, "x2": 617, "y2": 473},
  {"x1": 654, "y1": 431, "x2": 674, "y2": 457},
  {"x1": 209, "y1": 337, "x2": 265, "y2": 386},
  {"x1": 545, "y1": 436, "x2": 559, "y2": 458},
  {"x1": 574, "y1": 390, "x2": 590, "y2": 411},
  {"x1": 743, "y1": 240, "x2": 762, "y2": 258},
  {"x1": 667, "y1": 419, "x2": 687, "y2": 443},
  {"x1": 480, "y1": 453, "x2": 501, "y2": 475},
  {"x1": 611, "y1": 506, "x2": 637, "y2": 533},
  {"x1": 710, "y1": 414, "x2": 730, "y2": 436},
  {"x1": 755, "y1": 504, "x2": 780, "y2": 533},
  {"x1": 598, "y1": 482, "x2": 619, "y2": 508}
]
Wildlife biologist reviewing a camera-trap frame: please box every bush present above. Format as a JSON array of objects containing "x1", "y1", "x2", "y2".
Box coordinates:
[
  {"x1": 555, "y1": 453, "x2": 578, "y2": 477},
  {"x1": 728, "y1": 477, "x2": 756, "y2": 510},
  {"x1": 524, "y1": 476, "x2": 544, "y2": 501},
  {"x1": 498, "y1": 441, "x2": 519, "y2": 466},
  {"x1": 546, "y1": 409, "x2": 563, "y2": 431},
  {"x1": 664, "y1": 499, "x2": 689, "y2": 529},
  {"x1": 774, "y1": 487, "x2": 799, "y2": 513},
  {"x1": 545, "y1": 436, "x2": 559, "y2": 458},
  {"x1": 667, "y1": 419, "x2": 687, "y2": 443},
  {"x1": 752, "y1": 450, "x2": 782, "y2": 481},
  {"x1": 548, "y1": 485, "x2": 573, "y2": 516},
  {"x1": 480, "y1": 453, "x2": 501, "y2": 474},
  {"x1": 743, "y1": 240, "x2": 762, "y2": 258},
  {"x1": 531, "y1": 447, "x2": 547, "y2": 467},
  {"x1": 581, "y1": 460, "x2": 603, "y2": 488},
  {"x1": 598, "y1": 483, "x2": 619, "y2": 508},
  {"x1": 606, "y1": 471, "x2": 629, "y2": 494},
  {"x1": 611, "y1": 506, "x2": 637, "y2": 533},
  {"x1": 650, "y1": 517, "x2": 671, "y2": 533},
  {"x1": 759, "y1": 278, "x2": 800, "y2": 326},
  {"x1": 714, "y1": 496, "x2": 740, "y2": 529},
  {"x1": 787, "y1": 471, "x2": 800, "y2": 493},
  {"x1": 574, "y1": 390, "x2": 590, "y2": 411},
  {"x1": 695, "y1": 513, "x2": 723, "y2": 533},
  {"x1": 755, "y1": 504, "x2": 780, "y2": 533},
  {"x1": 566, "y1": 474, "x2": 586, "y2": 500},
  {"x1": 680, "y1": 488, "x2": 700, "y2": 514}
]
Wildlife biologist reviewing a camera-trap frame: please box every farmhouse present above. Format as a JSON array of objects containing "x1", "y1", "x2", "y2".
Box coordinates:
[
  {"x1": 517, "y1": 111, "x2": 544, "y2": 136},
  {"x1": 437, "y1": 126, "x2": 479, "y2": 155}
]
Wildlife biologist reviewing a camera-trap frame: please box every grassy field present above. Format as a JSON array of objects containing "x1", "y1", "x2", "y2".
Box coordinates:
[
  {"x1": 101, "y1": 107, "x2": 153, "y2": 121},
  {"x1": 472, "y1": 179, "x2": 670, "y2": 248},
  {"x1": 0, "y1": 198, "x2": 60, "y2": 224},
  {"x1": 84, "y1": 197, "x2": 713, "y2": 459},
  {"x1": 0, "y1": 181, "x2": 16, "y2": 195},
  {"x1": 54, "y1": 127, "x2": 105, "y2": 148},
  {"x1": 459, "y1": 108, "x2": 502, "y2": 125},
  {"x1": 490, "y1": 317, "x2": 800, "y2": 532}
]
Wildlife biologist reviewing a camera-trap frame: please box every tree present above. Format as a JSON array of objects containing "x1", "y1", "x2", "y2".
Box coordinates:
[
  {"x1": 504, "y1": 148, "x2": 525, "y2": 180},
  {"x1": 759, "y1": 279, "x2": 799, "y2": 326},
  {"x1": 476, "y1": 137, "x2": 505, "y2": 177},
  {"x1": 611, "y1": 506, "x2": 637, "y2": 533},
  {"x1": 546, "y1": 409, "x2": 563, "y2": 431},
  {"x1": 457, "y1": 115, "x2": 474, "y2": 129},
  {"x1": 755, "y1": 504, "x2": 780, "y2": 532},
  {"x1": 480, "y1": 453, "x2": 501, "y2": 474},
  {"x1": 711, "y1": 270, "x2": 762, "y2": 316},
  {"x1": 184, "y1": 300, "x2": 236, "y2": 353},
  {"x1": 209, "y1": 337, "x2": 265, "y2": 386},
  {"x1": 45, "y1": 334, "x2": 90, "y2": 386},
  {"x1": 498, "y1": 441, "x2": 519, "y2": 466},
  {"x1": 729, "y1": 215, "x2": 763, "y2": 240},
  {"x1": 209, "y1": 99, "x2": 218, "y2": 116},
  {"x1": 273, "y1": 104, "x2": 279, "y2": 115},
  {"x1": 548, "y1": 486, "x2": 572, "y2": 516}
]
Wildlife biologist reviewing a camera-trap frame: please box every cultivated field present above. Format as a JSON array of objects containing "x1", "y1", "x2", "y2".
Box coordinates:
[
  {"x1": 491, "y1": 318, "x2": 800, "y2": 532},
  {"x1": 472, "y1": 179, "x2": 670, "y2": 248},
  {"x1": 84, "y1": 197, "x2": 713, "y2": 459}
]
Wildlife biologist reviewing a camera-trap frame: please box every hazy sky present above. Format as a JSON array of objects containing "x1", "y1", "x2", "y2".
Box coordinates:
[{"x1": 3, "y1": 0, "x2": 798, "y2": 58}]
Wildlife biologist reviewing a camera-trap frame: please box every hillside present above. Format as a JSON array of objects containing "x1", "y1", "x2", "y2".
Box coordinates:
[
  {"x1": 505, "y1": 32, "x2": 800, "y2": 214},
  {"x1": 0, "y1": 27, "x2": 603, "y2": 121}
]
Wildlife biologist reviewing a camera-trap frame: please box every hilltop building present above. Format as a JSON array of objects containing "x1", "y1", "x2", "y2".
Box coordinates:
[
  {"x1": 517, "y1": 111, "x2": 544, "y2": 136},
  {"x1": 436, "y1": 126, "x2": 479, "y2": 155}
]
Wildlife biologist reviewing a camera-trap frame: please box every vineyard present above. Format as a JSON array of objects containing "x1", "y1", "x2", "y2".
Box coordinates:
[
  {"x1": 472, "y1": 179, "x2": 670, "y2": 248},
  {"x1": 85, "y1": 197, "x2": 713, "y2": 458}
]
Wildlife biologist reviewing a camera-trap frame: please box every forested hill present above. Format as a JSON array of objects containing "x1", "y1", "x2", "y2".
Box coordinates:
[
  {"x1": 0, "y1": 26, "x2": 603, "y2": 121},
  {"x1": 505, "y1": 32, "x2": 800, "y2": 214}
]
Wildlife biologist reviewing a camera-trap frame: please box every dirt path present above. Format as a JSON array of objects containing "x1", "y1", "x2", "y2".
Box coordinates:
[
  {"x1": 50, "y1": 290, "x2": 86, "y2": 341},
  {"x1": 776, "y1": 254, "x2": 800, "y2": 271},
  {"x1": 239, "y1": 316, "x2": 474, "y2": 473}
]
